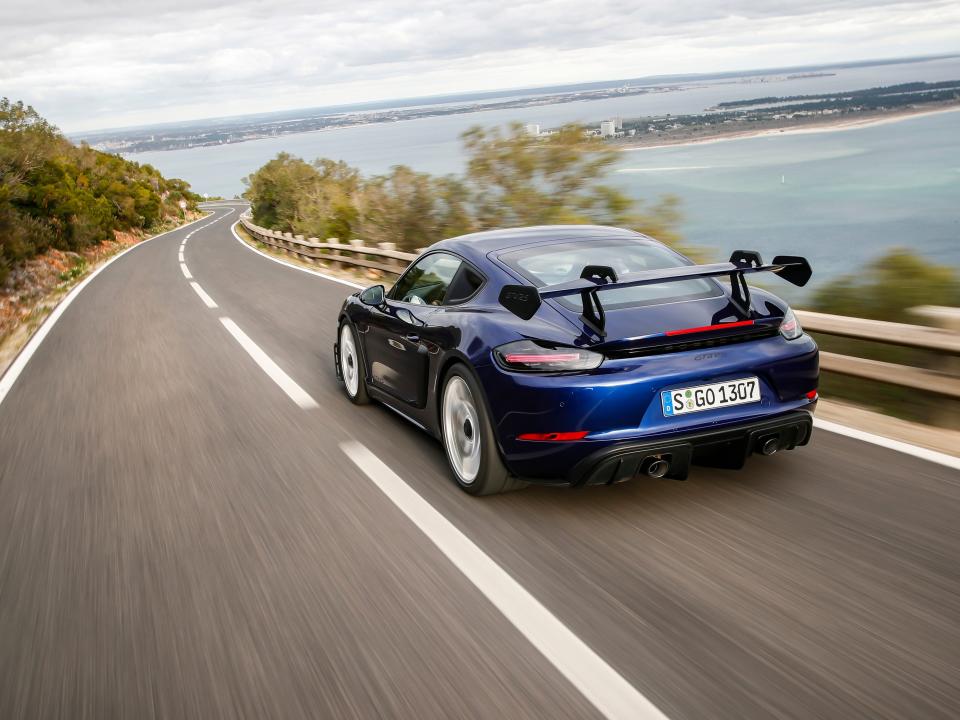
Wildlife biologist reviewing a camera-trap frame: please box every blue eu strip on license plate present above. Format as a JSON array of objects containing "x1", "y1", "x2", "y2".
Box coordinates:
[{"x1": 661, "y1": 377, "x2": 760, "y2": 417}]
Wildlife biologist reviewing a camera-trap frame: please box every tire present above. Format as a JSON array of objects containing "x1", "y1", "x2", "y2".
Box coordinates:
[
  {"x1": 440, "y1": 365, "x2": 526, "y2": 496},
  {"x1": 338, "y1": 321, "x2": 370, "y2": 405}
]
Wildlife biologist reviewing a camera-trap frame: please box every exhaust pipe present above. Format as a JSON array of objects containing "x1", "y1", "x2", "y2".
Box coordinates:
[
  {"x1": 642, "y1": 457, "x2": 670, "y2": 479},
  {"x1": 759, "y1": 436, "x2": 780, "y2": 456}
]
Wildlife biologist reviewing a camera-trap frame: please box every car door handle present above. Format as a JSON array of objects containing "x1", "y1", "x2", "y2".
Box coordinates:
[
  {"x1": 387, "y1": 338, "x2": 405, "y2": 351},
  {"x1": 405, "y1": 333, "x2": 420, "y2": 343}
]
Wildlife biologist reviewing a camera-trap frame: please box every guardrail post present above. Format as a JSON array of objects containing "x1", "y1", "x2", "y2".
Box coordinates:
[
  {"x1": 294, "y1": 235, "x2": 309, "y2": 263},
  {"x1": 326, "y1": 238, "x2": 341, "y2": 269},
  {"x1": 910, "y1": 305, "x2": 960, "y2": 428},
  {"x1": 378, "y1": 242, "x2": 403, "y2": 273},
  {"x1": 349, "y1": 239, "x2": 369, "y2": 279}
]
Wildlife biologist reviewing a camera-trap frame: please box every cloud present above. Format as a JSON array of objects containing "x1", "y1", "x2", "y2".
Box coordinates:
[{"x1": 1, "y1": 0, "x2": 957, "y2": 131}]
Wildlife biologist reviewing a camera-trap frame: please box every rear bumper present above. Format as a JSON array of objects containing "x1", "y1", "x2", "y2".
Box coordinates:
[{"x1": 560, "y1": 409, "x2": 814, "y2": 486}]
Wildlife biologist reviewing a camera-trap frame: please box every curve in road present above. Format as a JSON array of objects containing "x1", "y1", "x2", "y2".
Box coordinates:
[{"x1": 1, "y1": 203, "x2": 958, "y2": 720}]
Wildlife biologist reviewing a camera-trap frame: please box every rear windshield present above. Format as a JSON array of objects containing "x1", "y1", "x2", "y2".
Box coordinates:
[{"x1": 499, "y1": 238, "x2": 721, "y2": 311}]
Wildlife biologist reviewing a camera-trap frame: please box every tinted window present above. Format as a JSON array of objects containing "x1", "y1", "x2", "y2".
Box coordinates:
[
  {"x1": 391, "y1": 253, "x2": 462, "y2": 305},
  {"x1": 444, "y1": 265, "x2": 484, "y2": 305},
  {"x1": 499, "y1": 238, "x2": 721, "y2": 310}
]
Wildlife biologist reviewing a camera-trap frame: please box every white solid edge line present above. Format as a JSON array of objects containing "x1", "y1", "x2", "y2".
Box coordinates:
[
  {"x1": 189, "y1": 282, "x2": 218, "y2": 308},
  {"x1": 340, "y1": 440, "x2": 669, "y2": 720},
  {"x1": 180, "y1": 263, "x2": 193, "y2": 279},
  {"x1": 219, "y1": 317, "x2": 319, "y2": 409},
  {"x1": 229, "y1": 221, "x2": 364, "y2": 289},
  {"x1": 813, "y1": 418, "x2": 960, "y2": 471},
  {"x1": 0, "y1": 211, "x2": 213, "y2": 410}
]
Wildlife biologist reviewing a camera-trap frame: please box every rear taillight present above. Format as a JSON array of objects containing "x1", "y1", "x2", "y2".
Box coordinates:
[
  {"x1": 779, "y1": 307, "x2": 803, "y2": 340},
  {"x1": 494, "y1": 340, "x2": 603, "y2": 372}
]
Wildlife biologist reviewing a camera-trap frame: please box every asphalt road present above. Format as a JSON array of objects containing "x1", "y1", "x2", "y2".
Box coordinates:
[{"x1": 1, "y1": 204, "x2": 958, "y2": 719}]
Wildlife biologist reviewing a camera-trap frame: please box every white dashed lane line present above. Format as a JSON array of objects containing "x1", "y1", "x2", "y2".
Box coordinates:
[
  {"x1": 341, "y1": 441, "x2": 669, "y2": 720},
  {"x1": 218, "y1": 317, "x2": 319, "y2": 409},
  {"x1": 181, "y1": 208, "x2": 319, "y2": 411},
  {"x1": 190, "y1": 282, "x2": 218, "y2": 308}
]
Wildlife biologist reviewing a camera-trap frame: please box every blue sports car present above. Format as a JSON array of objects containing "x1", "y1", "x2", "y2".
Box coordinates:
[{"x1": 335, "y1": 225, "x2": 819, "y2": 495}]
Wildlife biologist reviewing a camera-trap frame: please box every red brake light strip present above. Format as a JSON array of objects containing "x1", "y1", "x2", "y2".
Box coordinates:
[{"x1": 664, "y1": 320, "x2": 755, "y2": 337}]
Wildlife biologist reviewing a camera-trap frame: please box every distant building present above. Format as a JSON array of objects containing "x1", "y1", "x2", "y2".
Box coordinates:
[
  {"x1": 614, "y1": 116, "x2": 623, "y2": 130},
  {"x1": 525, "y1": 123, "x2": 540, "y2": 136},
  {"x1": 599, "y1": 120, "x2": 617, "y2": 138}
]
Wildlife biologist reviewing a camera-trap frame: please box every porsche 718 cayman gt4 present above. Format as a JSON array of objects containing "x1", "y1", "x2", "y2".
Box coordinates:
[{"x1": 335, "y1": 225, "x2": 819, "y2": 495}]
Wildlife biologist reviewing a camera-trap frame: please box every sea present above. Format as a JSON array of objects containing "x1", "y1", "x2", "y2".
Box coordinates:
[{"x1": 131, "y1": 57, "x2": 960, "y2": 295}]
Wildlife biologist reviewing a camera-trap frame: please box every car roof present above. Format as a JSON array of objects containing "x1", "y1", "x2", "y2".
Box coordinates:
[{"x1": 431, "y1": 225, "x2": 654, "y2": 266}]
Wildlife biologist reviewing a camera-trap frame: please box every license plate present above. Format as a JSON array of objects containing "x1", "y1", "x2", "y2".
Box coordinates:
[{"x1": 661, "y1": 377, "x2": 760, "y2": 417}]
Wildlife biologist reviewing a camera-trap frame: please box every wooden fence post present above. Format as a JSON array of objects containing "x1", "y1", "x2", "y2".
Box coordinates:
[
  {"x1": 910, "y1": 305, "x2": 960, "y2": 429},
  {"x1": 326, "y1": 238, "x2": 341, "y2": 269},
  {"x1": 348, "y1": 239, "x2": 365, "y2": 279},
  {"x1": 378, "y1": 242, "x2": 403, "y2": 274},
  {"x1": 294, "y1": 235, "x2": 308, "y2": 262}
]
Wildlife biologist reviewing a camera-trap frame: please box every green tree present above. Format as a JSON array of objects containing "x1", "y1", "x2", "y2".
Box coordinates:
[
  {"x1": 812, "y1": 248, "x2": 960, "y2": 322},
  {"x1": 461, "y1": 122, "x2": 686, "y2": 248},
  {"x1": 295, "y1": 159, "x2": 361, "y2": 240},
  {"x1": 242, "y1": 152, "x2": 318, "y2": 230},
  {"x1": 355, "y1": 166, "x2": 473, "y2": 251},
  {"x1": 462, "y1": 123, "x2": 623, "y2": 227},
  {"x1": 241, "y1": 121, "x2": 686, "y2": 255},
  {"x1": 0, "y1": 97, "x2": 200, "y2": 283}
]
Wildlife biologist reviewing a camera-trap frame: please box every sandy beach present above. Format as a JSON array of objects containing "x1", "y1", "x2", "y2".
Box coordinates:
[{"x1": 618, "y1": 104, "x2": 960, "y2": 152}]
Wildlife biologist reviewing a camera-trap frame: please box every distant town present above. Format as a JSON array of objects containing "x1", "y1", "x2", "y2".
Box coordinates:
[
  {"x1": 77, "y1": 71, "x2": 835, "y2": 154},
  {"x1": 558, "y1": 80, "x2": 960, "y2": 148},
  {"x1": 75, "y1": 72, "x2": 960, "y2": 157}
]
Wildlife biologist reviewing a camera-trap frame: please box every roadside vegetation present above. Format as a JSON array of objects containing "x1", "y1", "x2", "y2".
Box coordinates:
[
  {"x1": 0, "y1": 98, "x2": 201, "y2": 285},
  {"x1": 810, "y1": 249, "x2": 960, "y2": 424},
  {"x1": 811, "y1": 249, "x2": 960, "y2": 322},
  {"x1": 0, "y1": 97, "x2": 202, "y2": 368},
  {"x1": 242, "y1": 122, "x2": 686, "y2": 253}
]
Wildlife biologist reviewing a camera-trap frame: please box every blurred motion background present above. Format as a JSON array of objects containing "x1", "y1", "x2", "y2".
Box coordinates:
[
  {"x1": 2, "y1": 3, "x2": 959, "y2": 431},
  {"x1": 1, "y1": 2, "x2": 959, "y2": 719}
]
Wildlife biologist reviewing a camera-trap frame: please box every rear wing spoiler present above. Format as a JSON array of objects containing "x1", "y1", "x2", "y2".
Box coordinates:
[{"x1": 498, "y1": 250, "x2": 811, "y2": 337}]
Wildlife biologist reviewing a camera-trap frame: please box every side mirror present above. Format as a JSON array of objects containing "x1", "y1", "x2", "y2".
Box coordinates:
[{"x1": 359, "y1": 284, "x2": 385, "y2": 306}]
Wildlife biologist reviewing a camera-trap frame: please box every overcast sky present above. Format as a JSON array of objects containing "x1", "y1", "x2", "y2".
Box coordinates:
[{"x1": 2, "y1": 0, "x2": 958, "y2": 132}]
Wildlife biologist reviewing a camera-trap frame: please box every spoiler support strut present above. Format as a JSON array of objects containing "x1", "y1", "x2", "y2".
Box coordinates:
[{"x1": 578, "y1": 265, "x2": 618, "y2": 338}]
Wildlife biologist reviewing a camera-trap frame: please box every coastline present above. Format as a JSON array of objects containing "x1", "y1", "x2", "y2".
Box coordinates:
[{"x1": 618, "y1": 104, "x2": 960, "y2": 152}]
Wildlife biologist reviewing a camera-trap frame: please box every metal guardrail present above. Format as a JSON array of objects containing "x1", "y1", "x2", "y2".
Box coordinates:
[
  {"x1": 239, "y1": 215, "x2": 417, "y2": 276},
  {"x1": 238, "y1": 214, "x2": 960, "y2": 402},
  {"x1": 798, "y1": 308, "x2": 960, "y2": 401}
]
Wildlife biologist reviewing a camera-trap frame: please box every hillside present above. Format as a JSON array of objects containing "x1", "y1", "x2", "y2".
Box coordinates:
[{"x1": 0, "y1": 98, "x2": 200, "y2": 285}]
